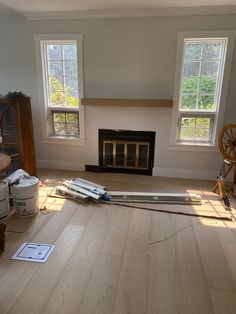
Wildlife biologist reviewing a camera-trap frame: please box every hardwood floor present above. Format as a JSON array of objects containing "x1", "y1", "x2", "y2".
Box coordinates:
[{"x1": 1, "y1": 169, "x2": 236, "y2": 314}]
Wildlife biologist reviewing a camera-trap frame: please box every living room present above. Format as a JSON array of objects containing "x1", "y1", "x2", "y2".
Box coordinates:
[{"x1": 0, "y1": 1, "x2": 236, "y2": 313}]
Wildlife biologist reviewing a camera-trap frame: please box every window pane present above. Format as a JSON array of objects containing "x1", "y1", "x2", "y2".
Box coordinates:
[
  {"x1": 201, "y1": 61, "x2": 219, "y2": 76},
  {"x1": 65, "y1": 92, "x2": 78, "y2": 107},
  {"x1": 195, "y1": 128, "x2": 209, "y2": 139},
  {"x1": 181, "y1": 95, "x2": 197, "y2": 110},
  {"x1": 47, "y1": 45, "x2": 62, "y2": 60},
  {"x1": 183, "y1": 62, "x2": 200, "y2": 77},
  {"x1": 53, "y1": 112, "x2": 65, "y2": 122},
  {"x1": 48, "y1": 61, "x2": 63, "y2": 76},
  {"x1": 63, "y1": 45, "x2": 77, "y2": 61},
  {"x1": 54, "y1": 122, "x2": 66, "y2": 134},
  {"x1": 181, "y1": 78, "x2": 198, "y2": 94},
  {"x1": 64, "y1": 61, "x2": 77, "y2": 77},
  {"x1": 185, "y1": 43, "x2": 202, "y2": 60},
  {"x1": 199, "y1": 77, "x2": 216, "y2": 94},
  {"x1": 196, "y1": 117, "x2": 210, "y2": 128},
  {"x1": 198, "y1": 95, "x2": 215, "y2": 110},
  {"x1": 66, "y1": 124, "x2": 79, "y2": 135},
  {"x1": 66, "y1": 113, "x2": 78, "y2": 123},
  {"x1": 181, "y1": 117, "x2": 195, "y2": 127},
  {"x1": 64, "y1": 77, "x2": 78, "y2": 97},
  {"x1": 180, "y1": 116, "x2": 211, "y2": 141},
  {"x1": 49, "y1": 91, "x2": 65, "y2": 106},
  {"x1": 202, "y1": 43, "x2": 222, "y2": 60},
  {"x1": 49, "y1": 77, "x2": 64, "y2": 92}
]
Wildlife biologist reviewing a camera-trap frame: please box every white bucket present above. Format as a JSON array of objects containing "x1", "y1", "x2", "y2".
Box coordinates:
[
  {"x1": 11, "y1": 176, "x2": 39, "y2": 216},
  {"x1": 0, "y1": 181, "x2": 10, "y2": 219}
]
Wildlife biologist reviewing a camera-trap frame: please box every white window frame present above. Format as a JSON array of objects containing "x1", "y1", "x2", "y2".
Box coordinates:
[
  {"x1": 169, "y1": 30, "x2": 236, "y2": 152},
  {"x1": 34, "y1": 34, "x2": 85, "y2": 145}
]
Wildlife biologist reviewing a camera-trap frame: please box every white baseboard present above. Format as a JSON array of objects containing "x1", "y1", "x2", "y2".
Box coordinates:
[
  {"x1": 36, "y1": 159, "x2": 234, "y2": 182},
  {"x1": 36, "y1": 159, "x2": 85, "y2": 171},
  {"x1": 153, "y1": 167, "x2": 227, "y2": 181}
]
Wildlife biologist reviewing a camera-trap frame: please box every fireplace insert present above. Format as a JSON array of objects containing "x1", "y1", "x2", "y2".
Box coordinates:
[{"x1": 92, "y1": 129, "x2": 155, "y2": 175}]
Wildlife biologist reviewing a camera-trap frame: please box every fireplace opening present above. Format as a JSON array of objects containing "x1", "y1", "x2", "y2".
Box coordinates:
[{"x1": 98, "y1": 129, "x2": 155, "y2": 175}]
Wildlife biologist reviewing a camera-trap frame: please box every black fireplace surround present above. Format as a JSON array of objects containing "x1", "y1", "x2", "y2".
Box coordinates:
[{"x1": 86, "y1": 129, "x2": 156, "y2": 175}]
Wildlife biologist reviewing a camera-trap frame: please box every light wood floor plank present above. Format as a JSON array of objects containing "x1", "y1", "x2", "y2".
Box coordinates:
[
  {"x1": 33, "y1": 201, "x2": 78, "y2": 243},
  {"x1": 215, "y1": 220, "x2": 236, "y2": 244},
  {"x1": 0, "y1": 212, "x2": 54, "y2": 279},
  {"x1": 112, "y1": 237, "x2": 149, "y2": 314},
  {"x1": 128, "y1": 208, "x2": 151, "y2": 239},
  {"x1": 79, "y1": 254, "x2": 121, "y2": 314},
  {"x1": 194, "y1": 225, "x2": 236, "y2": 291},
  {"x1": 221, "y1": 242, "x2": 236, "y2": 283},
  {"x1": 173, "y1": 216, "x2": 215, "y2": 314},
  {"x1": 43, "y1": 207, "x2": 111, "y2": 314},
  {"x1": 101, "y1": 206, "x2": 132, "y2": 256},
  {"x1": 0, "y1": 201, "x2": 77, "y2": 313},
  {"x1": 210, "y1": 288, "x2": 236, "y2": 314},
  {"x1": 7, "y1": 225, "x2": 85, "y2": 314},
  {"x1": 68, "y1": 203, "x2": 95, "y2": 226},
  {"x1": 147, "y1": 213, "x2": 180, "y2": 314}
]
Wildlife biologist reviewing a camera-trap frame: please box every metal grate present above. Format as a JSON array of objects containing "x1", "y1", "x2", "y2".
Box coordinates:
[{"x1": 103, "y1": 140, "x2": 149, "y2": 170}]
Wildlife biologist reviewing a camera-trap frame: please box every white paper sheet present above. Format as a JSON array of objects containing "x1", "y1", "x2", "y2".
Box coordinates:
[{"x1": 11, "y1": 242, "x2": 55, "y2": 263}]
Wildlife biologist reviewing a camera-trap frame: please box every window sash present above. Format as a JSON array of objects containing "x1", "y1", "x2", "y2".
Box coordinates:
[
  {"x1": 179, "y1": 38, "x2": 227, "y2": 114},
  {"x1": 42, "y1": 40, "x2": 79, "y2": 109},
  {"x1": 177, "y1": 113, "x2": 215, "y2": 143},
  {"x1": 51, "y1": 109, "x2": 79, "y2": 136}
]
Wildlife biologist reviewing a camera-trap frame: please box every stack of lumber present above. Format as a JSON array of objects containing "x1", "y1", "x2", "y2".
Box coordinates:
[
  {"x1": 56, "y1": 178, "x2": 202, "y2": 205},
  {"x1": 55, "y1": 178, "x2": 107, "y2": 202}
]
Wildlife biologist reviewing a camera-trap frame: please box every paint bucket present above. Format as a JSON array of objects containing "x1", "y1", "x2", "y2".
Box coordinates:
[
  {"x1": 11, "y1": 176, "x2": 39, "y2": 216},
  {"x1": 0, "y1": 181, "x2": 10, "y2": 219}
]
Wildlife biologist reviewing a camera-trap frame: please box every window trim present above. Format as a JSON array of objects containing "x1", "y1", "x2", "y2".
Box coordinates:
[
  {"x1": 170, "y1": 30, "x2": 236, "y2": 151},
  {"x1": 34, "y1": 33, "x2": 85, "y2": 145}
]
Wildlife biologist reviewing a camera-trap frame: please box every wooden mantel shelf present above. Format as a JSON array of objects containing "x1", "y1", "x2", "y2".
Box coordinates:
[{"x1": 81, "y1": 98, "x2": 173, "y2": 108}]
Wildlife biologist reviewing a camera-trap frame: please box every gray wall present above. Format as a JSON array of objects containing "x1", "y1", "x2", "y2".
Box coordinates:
[{"x1": 0, "y1": 14, "x2": 236, "y2": 179}]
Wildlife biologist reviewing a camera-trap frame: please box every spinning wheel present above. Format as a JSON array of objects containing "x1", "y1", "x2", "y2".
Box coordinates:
[
  {"x1": 218, "y1": 124, "x2": 236, "y2": 162},
  {"x1": 213, "y1": 124, "x2": 236, "y2": 208}
]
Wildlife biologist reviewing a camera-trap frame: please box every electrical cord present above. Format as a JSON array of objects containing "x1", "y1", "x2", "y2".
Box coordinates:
[
  {"x1": 100, "y1": 201, "x2": 233, "y2": 221},
  {"x1": 136, "y1": 222, "x2": 203, "y2": 253}
]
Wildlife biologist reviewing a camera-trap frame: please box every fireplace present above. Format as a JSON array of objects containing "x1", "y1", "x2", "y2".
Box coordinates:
[{"x1": 91, "y1": 129, "x2": 155, "y2": 175}]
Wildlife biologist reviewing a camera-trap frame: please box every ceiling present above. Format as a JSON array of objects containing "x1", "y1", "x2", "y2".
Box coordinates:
[{"x1": 1, "y1": 0, "x2": 236, "y2": 19}]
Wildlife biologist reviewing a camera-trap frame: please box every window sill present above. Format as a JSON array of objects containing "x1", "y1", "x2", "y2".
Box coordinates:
[
  {"x1": 169, "y1": 142, "x2": 218, "y2": 153},
  {"x1": 42, "y1": 136, "x2": 86, "y2": 146}
]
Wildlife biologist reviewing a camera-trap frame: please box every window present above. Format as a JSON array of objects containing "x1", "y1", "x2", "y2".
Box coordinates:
[
  {"x1": 170, "y1": 31, "x2": 235, "y2": 150},
  {"x1": 35, "y1": 34, "x2": 85, "y2": 144}
]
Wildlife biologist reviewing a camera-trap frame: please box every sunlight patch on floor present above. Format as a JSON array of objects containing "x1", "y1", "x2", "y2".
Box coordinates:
[{"x1": 39, "y1": 186, "x2": 65, "y2": 212}]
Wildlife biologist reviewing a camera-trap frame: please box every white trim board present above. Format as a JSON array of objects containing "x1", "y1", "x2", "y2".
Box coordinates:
[
  {"x1": 36, "y1": 159, "x2": 233, "y2": 181},
  {"x1": 153, "y1": 166, "x2": 234, "y2": 181},
  {"x1": 24, "y1": 6, "x2": 236, "y2": 20}
]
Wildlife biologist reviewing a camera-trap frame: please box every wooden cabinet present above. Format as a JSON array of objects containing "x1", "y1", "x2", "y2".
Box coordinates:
[{"x1": 0, "y1": 97, "x2": 36, "y2": 176}]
